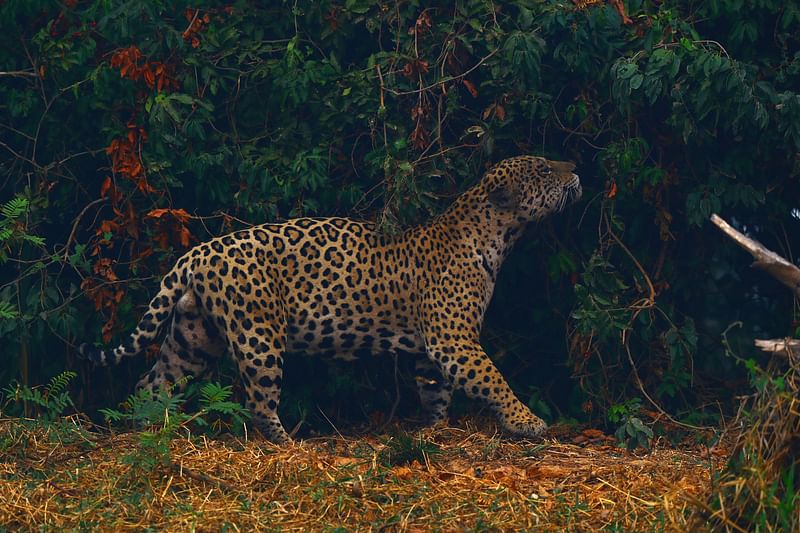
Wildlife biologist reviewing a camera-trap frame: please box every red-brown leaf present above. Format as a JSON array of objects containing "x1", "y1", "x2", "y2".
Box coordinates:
[
  {"x1": 610, "y1": 0, "x2": 633, "y2": 24},
  {"x1": 462, "y1": 79, "x2": 478, "y2": 98}
]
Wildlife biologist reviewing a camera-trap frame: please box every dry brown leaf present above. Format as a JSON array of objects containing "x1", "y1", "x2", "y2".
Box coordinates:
[
  {"x1": 393, "y1": 466, "x2": 413, "y2": 480},
  {"x1": 609, "y1": 0, "x2": 633, "y2": 24},
  {"x1": 582, "y1": 428, "x2": 606, "y2": 439},
  {"x1": 526, "y1": 465, "x2": 572, "y2": 479}
]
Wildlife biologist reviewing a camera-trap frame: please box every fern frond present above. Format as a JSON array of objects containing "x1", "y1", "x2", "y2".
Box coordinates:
[
  {"x1": 1, "y1": 196, "x2": 28, "y2": 220},
  {"x1": 0, "y1": 301, "x2": 19, "y2": 320},
  {"x1": 23, "y1": 234, "x2": 45, "y2": 246},
  {"x1": 99, "y1": 407, "x2": 126, "y2": 423},
  {"x1": 47, "y1": 393, "x2": 74, "y2": 419},
  {"x1": 8, "y1": 384, "x2": 46, "y2": 408},
  {"x1": 1, "y1": 383, "x2": 20, "y2": 403},
  {"x1": 199, "y1": 382, "x2": 233, "y2": 404},
  {"x1": 47, "y1": 371, "x2": 77, "y2": 396}
]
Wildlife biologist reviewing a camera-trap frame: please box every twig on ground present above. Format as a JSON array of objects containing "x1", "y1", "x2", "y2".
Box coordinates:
[{"x1": 171, "y1": 462, "x2": 236, "y2": 491}]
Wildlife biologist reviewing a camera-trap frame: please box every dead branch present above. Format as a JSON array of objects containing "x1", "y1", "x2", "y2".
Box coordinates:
[
  {"x1": 0, "y1": 70, "x2": 37, "y2": 78},
  {"x1": 710, "y1": 214, "x2": 800, "y2": 299},
  {"x1": 754, "y1": 338, "x2": 800, "y2": 359}
]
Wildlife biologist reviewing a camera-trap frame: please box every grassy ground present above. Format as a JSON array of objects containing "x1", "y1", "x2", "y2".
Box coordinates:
[{"x1": 0, "y1": 418, "x2": 726, "y2": 532}]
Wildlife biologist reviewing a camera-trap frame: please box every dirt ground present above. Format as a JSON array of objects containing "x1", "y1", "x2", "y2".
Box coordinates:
[{"x1": 0, "y1": 418, "x2": 726, "y2": 531}]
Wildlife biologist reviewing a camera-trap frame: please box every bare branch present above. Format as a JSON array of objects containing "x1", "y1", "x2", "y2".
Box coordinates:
[
  {"x1": 754, "y1": 338, "x2": 799, "y2": 359},
  {"x1": 710, "y1": 214, "x2": 800, "y2": 299},
  {"x1": 0, "y1": 70, "x2": 37, "y2": 78},
  {"x1": 62, "y1": 198, "x2": 108, "y2": 263}
]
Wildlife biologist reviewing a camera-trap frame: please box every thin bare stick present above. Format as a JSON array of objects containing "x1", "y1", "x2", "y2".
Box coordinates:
[
  {"x1": 61, "y1": 198, "x2": 108, "y2": 262},
  {"x1": 604, "y1": 213, "x2": 656, "y2": 306},
  {"x1": 171, "y1": 462, "x2": 235, "y2": 491},
  {"x1": 182, "y1": 9, "x2": 200, "y2": 38},
  {"x1": 624, "y1": 343, "x2": 709, "y2": 431},
  {"x1": 0, "y1": 70, "x2": 37, "y2": 78},
  {"x1": 317, "y1": 405, "x2": 348, "y2": 441}
]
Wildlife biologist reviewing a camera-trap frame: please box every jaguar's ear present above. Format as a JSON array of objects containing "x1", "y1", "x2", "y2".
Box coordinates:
[{"x1": 487, "y1": 183, "x2": 519, "y2": 210}]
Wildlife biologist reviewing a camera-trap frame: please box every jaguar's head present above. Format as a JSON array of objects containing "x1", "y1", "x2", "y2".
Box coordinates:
[{"x1": 484, "y1": 155, "x2": 582, "y2": 221}]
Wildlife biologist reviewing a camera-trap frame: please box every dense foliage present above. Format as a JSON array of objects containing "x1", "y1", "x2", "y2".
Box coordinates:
[{"x1": 1, "y1": 0, "x2": 798, "y2": 434}]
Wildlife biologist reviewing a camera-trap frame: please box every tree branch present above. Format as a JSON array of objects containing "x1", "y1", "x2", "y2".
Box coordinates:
[
  {"x1": 754, "y1": 338, "x2": 799, "y2": 359},
  {"x1": 710, "y1": 214, "x2": 800, "y2": 299},
  {"x1": 0, "y1": 70, "x2": 37, "y2": 78}
]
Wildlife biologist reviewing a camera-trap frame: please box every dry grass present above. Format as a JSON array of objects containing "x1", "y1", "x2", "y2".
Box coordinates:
[
  {"x1": 688, "y1": 341, "x2": 800, "y2": 533},
  {"x1": 0, "y1": 419, "x2": 725, "y2": 532}
]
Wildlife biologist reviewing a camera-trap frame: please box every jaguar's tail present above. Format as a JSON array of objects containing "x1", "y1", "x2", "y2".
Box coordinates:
[{"x1": 79, "y1": 257, "x2": 192, "y2": 366}]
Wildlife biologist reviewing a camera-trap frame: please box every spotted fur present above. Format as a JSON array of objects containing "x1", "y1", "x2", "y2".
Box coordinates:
[{"x1": 80, "y1": 156, "x2": 581, "y2": 443}]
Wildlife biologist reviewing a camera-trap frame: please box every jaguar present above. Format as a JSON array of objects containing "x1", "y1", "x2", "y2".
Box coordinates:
[{"x1": 81, "y1": 155, "x2": 581, "y2": 443}]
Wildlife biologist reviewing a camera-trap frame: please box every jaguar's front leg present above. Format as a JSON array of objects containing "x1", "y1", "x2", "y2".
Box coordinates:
[
  {"x1": 423, "y1": 340, "x2": 547, "y2": 438},
  {"x1": 419, "y1": 263, "x2": 548, "y2": 437}
]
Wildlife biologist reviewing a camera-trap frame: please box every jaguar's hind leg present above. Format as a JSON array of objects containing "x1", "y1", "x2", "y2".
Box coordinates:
[
  {"x1": 226, "y1": 310, "x2": 291, "y2": 444},
  {"x1": 138, "y1": 291, "x2": 226, "y2": 394},
  {"x1": 413, "y1": 354, "x2": 453, "y2": 425}
]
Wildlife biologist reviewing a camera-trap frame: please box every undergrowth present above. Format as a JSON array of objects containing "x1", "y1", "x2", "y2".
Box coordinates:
[
  {"x1": 607, "y1": 397, "x2": 654, "y2": 451},
  {"x1": 99, "y1": 380, "x2": 251, "y2": 474},
  {"x1": 2, "y1": 370, "x2": 76, "y2": 421},
  {"x1": 1, "y1": 372, "x2": 251, "y2": 481},
  {"x1": 690, "y1": 328, "x2": 800, "y2": 532},
  {"x1": 379, "y1": 430, "x2": 442, "y2": 467}
]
